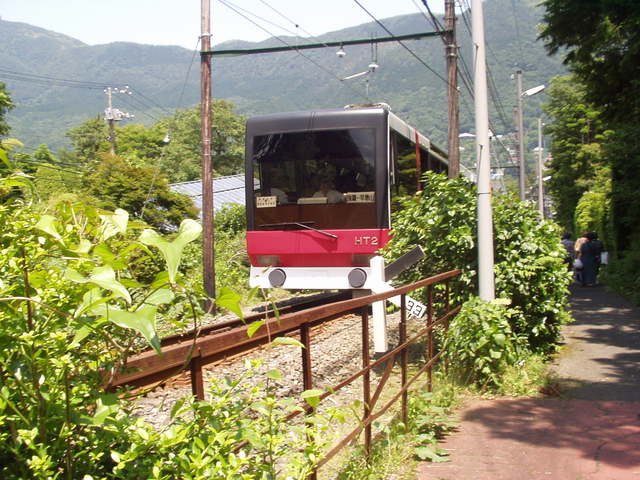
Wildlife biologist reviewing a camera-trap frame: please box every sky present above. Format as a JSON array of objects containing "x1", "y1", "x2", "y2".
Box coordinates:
[{"x1": 0, "y1": 0, "x2": 445, "y2": 50}]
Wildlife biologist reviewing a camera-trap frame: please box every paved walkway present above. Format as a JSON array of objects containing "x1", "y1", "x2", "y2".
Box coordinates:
[{"x1": 417, "y1": 285, "x2": 640, "y2": 480}]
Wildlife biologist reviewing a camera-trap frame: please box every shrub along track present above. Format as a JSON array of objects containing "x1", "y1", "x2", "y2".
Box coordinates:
[{"x1": 129, "y1": 301, "x2": 414, "y2": 431}]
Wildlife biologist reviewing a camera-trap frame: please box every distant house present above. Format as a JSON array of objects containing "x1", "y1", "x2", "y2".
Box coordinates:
[{"x1": 170, "y1": 174, "x2": 253, "y2": 215}]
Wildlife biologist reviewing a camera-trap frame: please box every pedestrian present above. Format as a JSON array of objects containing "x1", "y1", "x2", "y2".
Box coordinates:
[
  {"x1": 590, "y1": 231, "x2": 605, "y2": 277},
  {"x1": 560, "y1": 232, "x2": 574, "y2": 271},
  {"x1": 574, "y1": 232, "x2": 588, "y2": 284},
  {"x1": 580, "y1": 232, "x2": 604, "y2": 286}
]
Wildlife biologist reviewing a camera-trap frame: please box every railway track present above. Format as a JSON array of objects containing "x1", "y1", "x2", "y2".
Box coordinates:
[
  {"x1": 157, "y1": 290, "x2": 349, "y2": 348},
  {"x1": 112, "y1": 290, "x2": 352, "y2": 390}
]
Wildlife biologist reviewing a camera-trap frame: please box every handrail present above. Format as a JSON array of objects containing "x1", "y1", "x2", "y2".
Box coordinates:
[{"x1": 111, "y1": 269, "x2": 464, "y2": 475}]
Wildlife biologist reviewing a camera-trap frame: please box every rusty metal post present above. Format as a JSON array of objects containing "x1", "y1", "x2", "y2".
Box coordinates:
[
  {"x1": 427, "y1": 285, "x2": 434, "y2": 392},
  {"x1": 301, "y1": 324, "x2": 313, "y2": 391},
  {"x1": 190, "y1": 355, "x2": 205, "y2": 400},
  {"x1": 300, "y1": 323, "x2": 318, "y2": 480},
  {"x1": 361, "y1": 307, "x2": 372, "y2": 458},
  {"x1": 201, "y1": 0, "x2": 216, "y2": 305},
  {"x1": 444, "y1": 281, "x2": 451, "y2": 373},
  {"x1": 400, "y1": 294, "x2": 408, "y2": 428}
]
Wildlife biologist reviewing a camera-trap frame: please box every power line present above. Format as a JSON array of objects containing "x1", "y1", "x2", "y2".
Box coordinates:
[
  {"x1": 420, "y1": 0, "x2": 446, "y2": 39},
  {"x1": 219, "y1": 0, "x2": 302, "y2": 40},
  {"x1": 217, "y1": 0, "x2": 370, "y2": 102},
  {"x1": 352, "y1": 0, "x2": 450, "y2": 86},
  {"x1": 510, "y1": 0, "x2": 525, "y2": 65},
  {"x1": 256, "y1": 0, "x2": 331, "y2": 46}
]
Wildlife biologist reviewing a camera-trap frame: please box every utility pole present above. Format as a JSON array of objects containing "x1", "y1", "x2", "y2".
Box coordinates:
[
  {"x1": 537, "y1": 117, "x2": 544, "y2": 217},
  {"x1": 515, "y1": 69, "x2": 526, "y2": 201},
  {"x1": 471, "y1": 0, "x2": 495, "y2": 301},
  {"x1": 201, "y1": 0, "x2": 215, "y2": 306},
  {"x1": 103, "y1": 86, "x2": 133, "y2": 155},
  {"x1": 444, "y1": 0, "x2": 459, "y2": 178}
]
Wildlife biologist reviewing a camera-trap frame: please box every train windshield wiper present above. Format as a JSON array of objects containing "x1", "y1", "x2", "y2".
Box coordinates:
[{"x1": 259, "y1": 222, "x2": 338, "y2": 239}]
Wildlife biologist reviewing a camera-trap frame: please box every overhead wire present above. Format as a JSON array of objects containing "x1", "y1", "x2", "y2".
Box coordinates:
[
  {"x1": 141, "y1": 36, "x2": 203, "y2": 218},
  {"x1": 256, "y1": 0, "x2": 328, "y2": 44},
  {"x1": 218, "y1": 0, "x2": 303, "y2": 40},
  {"x1": 352, "y1": 0, "x2": 450, "y2": 86},
  {"x1": 217, "y1": 0, "x2": 370, "y2": 102},
  {"x1": 452, "y1": 0, "x2": 516, "y2": 167}
]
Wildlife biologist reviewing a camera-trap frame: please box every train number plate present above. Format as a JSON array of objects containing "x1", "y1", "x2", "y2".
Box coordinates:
[{"x1": 256, "y1": 196, "x2": 277, "y2": 208}]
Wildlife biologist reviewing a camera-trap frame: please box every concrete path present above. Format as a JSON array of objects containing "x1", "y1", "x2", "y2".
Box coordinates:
[{"x1": 417, "y1": 285, "x2": 640, "y2": 480}]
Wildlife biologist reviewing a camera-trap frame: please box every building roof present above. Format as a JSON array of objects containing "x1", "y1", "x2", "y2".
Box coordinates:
[{"x1": 170, "y1": 174, "x2": 252, "y2": 213}]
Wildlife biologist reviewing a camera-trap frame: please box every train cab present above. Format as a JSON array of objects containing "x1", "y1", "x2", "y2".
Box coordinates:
[{"x1": 245, "y1": 105, "x2": 447, "y2": 290}]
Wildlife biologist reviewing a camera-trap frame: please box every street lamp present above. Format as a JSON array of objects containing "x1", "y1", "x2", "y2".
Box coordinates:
[{"x1": 515, "y1": 69, "x2": 545, "y2": 201}]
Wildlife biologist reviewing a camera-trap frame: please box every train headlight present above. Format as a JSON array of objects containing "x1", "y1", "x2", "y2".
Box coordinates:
[
  {"x1": 268, "y1": 268, "x2": 287, "y2": 287},
  {"x1": 348, "y1": 268, "x2": 367, "y2": 288}
]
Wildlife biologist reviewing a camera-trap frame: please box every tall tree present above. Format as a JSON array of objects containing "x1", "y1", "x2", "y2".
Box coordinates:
[
  {"x1": 0, "y1": 82, "x2": 14, "y2": 137},
  {"x1": 64, "y1": 116, "x2": 109, "y2": 164},
  {"x1": 542, "y1": 76, "x2": 611, "y2": 231},
  {"x1": 540, "y1": 0, "x2": 640, "y2": 251},
  {"x1": 155, "y1": 100, "x2": 245, "y2": 183},
  {"x1": 540, "y1": 0, "x2": 640, "y2": 122},
  {"x1": 82, "y1": 155, "x2": 198, "y2": 233}
]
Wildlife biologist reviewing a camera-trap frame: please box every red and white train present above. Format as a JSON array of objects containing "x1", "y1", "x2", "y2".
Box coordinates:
[{"x1": 245, "y1": 104, "x2": 448, "y2": 291}]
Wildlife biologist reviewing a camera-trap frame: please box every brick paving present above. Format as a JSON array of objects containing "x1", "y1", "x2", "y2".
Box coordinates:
[{"x1": 416, "y1": 285, "x2": 640, "y2": 480}]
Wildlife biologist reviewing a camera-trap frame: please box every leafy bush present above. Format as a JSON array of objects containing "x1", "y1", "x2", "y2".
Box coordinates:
[
  {"x1": 384, "y1": 172, "x2": 572, "y2": 355},
  {"x1": 216, "y1": 203, "x2": 247, "y2": 236},
  {"x1": 0, "y1": 185, "x2": 331, "y2": 478},
  {"x1": 442, "y1": 297, "x2": 525, "y2": 388},
  {"x1": 604, "y1": 234, "x2": 640, "y2": 305},
  {"x1": 492, "y1": 192, "x2": 572, "y2": 352},
  {"x1": 574, "y1": 190, "x2": 612, "y2": 248}
]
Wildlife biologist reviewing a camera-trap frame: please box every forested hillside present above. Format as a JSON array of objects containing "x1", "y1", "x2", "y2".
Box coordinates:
[{"x1": 1, "y1": 0, "x2": 564, "y2": 160}]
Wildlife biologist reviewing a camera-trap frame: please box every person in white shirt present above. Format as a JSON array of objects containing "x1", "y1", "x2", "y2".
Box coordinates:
[{"x1": 313, "y1": 180, "x2": 344, "y2": 203}]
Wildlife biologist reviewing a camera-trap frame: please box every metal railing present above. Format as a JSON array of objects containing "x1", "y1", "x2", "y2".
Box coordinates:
[{"x1": 113, "y1": 269, "x2": 462, "y2": 474}]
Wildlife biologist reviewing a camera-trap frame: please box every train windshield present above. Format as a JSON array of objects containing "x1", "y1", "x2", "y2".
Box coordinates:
[{"x1": 251, "y1": 128, "x2": 377, "y2": 230}]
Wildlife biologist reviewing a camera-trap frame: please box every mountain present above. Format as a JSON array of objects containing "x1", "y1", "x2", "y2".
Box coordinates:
[{"x1": 0, "y1": 0, "x2": 565, "y2": 156}]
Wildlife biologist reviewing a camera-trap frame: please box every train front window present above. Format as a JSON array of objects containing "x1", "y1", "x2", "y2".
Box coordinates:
[{"x1": 252, "y1": 129, "x2": 377, "y2": 230}]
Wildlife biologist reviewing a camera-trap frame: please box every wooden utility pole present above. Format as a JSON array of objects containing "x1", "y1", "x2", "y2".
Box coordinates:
[
  {"x1": 105, "y1": 87, "x2": 116, "y2": 155},
  {"x1": 201, "y1": 0, "x2": 215, "y2": 305},
  {"x1": 103, "y1": 86, "x2": 133, "y2": 155},
  {"x1": 444, "y1": 0, "x2": 459, "y2": 177}
]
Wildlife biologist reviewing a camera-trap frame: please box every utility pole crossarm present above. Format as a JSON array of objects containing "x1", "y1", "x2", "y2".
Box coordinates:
[{"x1": 202, "y1": 31, "x2": 448, "y2": 57}]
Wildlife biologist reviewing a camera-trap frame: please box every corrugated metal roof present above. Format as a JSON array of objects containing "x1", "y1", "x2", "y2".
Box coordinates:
[{"x1": 170, "y1": 174, "x2": 254, "y2": 213}]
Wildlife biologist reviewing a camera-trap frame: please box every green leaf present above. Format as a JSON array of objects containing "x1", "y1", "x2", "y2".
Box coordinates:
[
  {"x1": 139, "y1": 219, "x2": 202, "y2": 283},
  {"x1": 301, "y1": 388, "x2": 325, "y2": 408},
  {"x1": 247, "y1": 319, "x2": 265, "y2": 338},
  {"x1": 99, "y1": 209, "x2": 129, "y2": 242},
  {"x1": 93, "y1": 244, "x2": 127, "y2": 270},
  {"x1": 144, "y1": 288, "x2": 174, "y2": 306},
  {"x1": 35, "y1": 215, "x2": 62, "y2": 241},
  {"x1": 266, "y1": 369, "x2": 283, "y2": 380},
  {"x1": 71, "y1": 238, "x2": 93, "y2": 254},
  {"x1": 216, "y1": 287, "x2": 243, "y2": 318},
  {"x1": 493, "y1": 333, "x2": 506, "y2": 346},
  {"x1": 414, "y1": 445, "x2": 449, "y2": 462},
  {"x1": 65, "y1": 266, "x2": 132, "y2": 304},
  {"x1": 0, "y1": 146, "x2": 10, "y2": 169},
  {"x1": 106, "y1": 305, "x2": 161, "y2": 354},
  {"x1": 91, "y1": 394, "x2": 119, "y2": 425},
  {"x1": 272, "y1": 336, "x2": 305, "y2": 349}
]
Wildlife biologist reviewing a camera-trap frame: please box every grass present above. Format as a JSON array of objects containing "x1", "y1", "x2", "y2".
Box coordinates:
[{"x1": 329, "y1": 352, "x2": 557, "y2": 480}]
